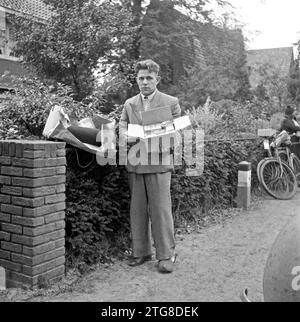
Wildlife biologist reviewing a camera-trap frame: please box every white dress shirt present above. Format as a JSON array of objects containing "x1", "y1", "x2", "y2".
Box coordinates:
[{"x1": 141, "y1": 90, "x2": 157, "y2": 110}]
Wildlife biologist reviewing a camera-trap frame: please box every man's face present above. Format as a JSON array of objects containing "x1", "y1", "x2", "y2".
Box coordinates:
[{"x1": 136, "y1": 69, "x2": 160, "y2": 96}]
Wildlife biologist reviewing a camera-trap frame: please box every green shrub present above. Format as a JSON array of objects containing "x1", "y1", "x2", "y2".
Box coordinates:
[
  {"x1": 171, "y1": 138, "x2": 263, "y2": 225},
  {"x1": 0, "y1": 76, "x2": 98, "y2": 140},
  {"x1": 65, "y1": 138, "x2": 264, "y2": 265},
  {"x1": 65, "y1": 151, "x2": 131, "y2": 266}
]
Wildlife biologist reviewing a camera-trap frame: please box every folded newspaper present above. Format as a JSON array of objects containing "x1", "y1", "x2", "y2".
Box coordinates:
[
  {"x1": 42, "y1": 105, "x2": 116, "y2": 156},
  {"x1": 127, "y1": 106, "x2": 191, "y2": 139}
]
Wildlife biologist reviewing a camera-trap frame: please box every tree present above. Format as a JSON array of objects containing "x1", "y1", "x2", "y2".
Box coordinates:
[
  {"x1": 252, "y1": 63, "x2": 291, "y2": 113},
  {"x1": 288, "y1": 54, "x2": 300, "y2": 103},
  {"x1": 11, "y1": 0, "x2": 137, "y2": 100},
  {"x1": 137, "y1": 0, "x2": 251, "y2": 101}
]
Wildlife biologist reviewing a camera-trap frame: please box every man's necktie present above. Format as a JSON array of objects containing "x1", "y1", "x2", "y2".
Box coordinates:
[{"x1": 144, "y1": 96, "x2": 150, "y2": 110}]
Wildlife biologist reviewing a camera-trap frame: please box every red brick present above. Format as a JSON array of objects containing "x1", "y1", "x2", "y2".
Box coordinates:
[
  {"x1": 33, "y1": 229, "x2": 65, "y2": 246},
  {"x1": 11, "y1": 158, "x2": 46, "y2": 168},
  {"x1": 56, "y1": 166, "x2": 66, "y2": 175},
  {"x1": 6, "y1": 279, "x2": 23, "y2": 289},
  {"x1": 15, "y1": 143, "x2": 24, "y2": 157},
  {"x1": 55, "y1": 238, "x2": 65, "y2": 249},
  {"x1": 44, "y1": 145, "x2": 56, "y2": 158},
  {"x1": 12, "y1": 229, "x2": 64, "y2": 247},
  {"x1": 2, "y1": 142, "x2": 9, "y2": 156},
  {"x1": 23, "y1": 202, "x2": 65, "y2": 217},
  {"x1": 0, "y1": 231, "x2": 10, "y2": 241},
  {"x1": 12, "y1": 177, "x2": 46, "y2": 188},
  {"x1": 9, "y1": 143, "x2": 16, "y2": 157},
  {"x1": 56, "y1": 142, "x2": 65, "y2": 149},
  {"x1": 11, "y1": 234, "x2": 35, "y2": 247},
  {"x1": 23, "y1": 222, "x2": 57, "y2": 236},
  {"x1": 0, "y1": 175, "x2": 11, "y2": 185},
  {"x1": 23, "y1": 241, "x2": 56, "y2": 256},
  {"x1": 0, "y1": 194, "x2": 11, "y2": 203},
  {"x1": 11, "y1": 253, "x2": 32, "y2": 266},
  {"x1": 6, "y1": 271, "x2": 37, "y2": 287},
  {"x1": 1, "y1": 167, "x2": 23, "y2": 176},
  {"x1": 44, "y1": 211, "x2": 65, "y2": 224},
  {"x1": 45, "y1": 194, "x2": 65, "y2": 204},
  {"x1": 1, "y1": 241, "x2": 22, "y2": 253},
  {"x1": 12, "y1": 216, "x2": 44, "y2": 227},
  {"x1": 50, "y1": 145, "x2": 57, "y2": 157},
  {"x1": 0, "y1": 249, "x2": 10, "y2": 260},
  {"x1": 12, "y1": 196, "x2": 44, "y2": 208},
  {"x1": 23, "y1": 256, "x2": 65, "y2": 275},
  {"x1": 23, "y1": 167, "x2": 56, "y2": 178},
  {"x1": 1, "y1": 223, "x2": 22, "y2": 234},
  {"x1": 46, "y1": 266, "x2": 65, "y2": 284},
  {"x1": 1, "y1": 186, "x2": 22, "y2": 196},
  {"x1": 0, "y1": 156, "x2": 11, "y2": 165},
  {"x1": 12, "y1": 176, "x2": 65, "y2": 189},
  {"x1": 24, "y1": 142, "x2": 46, "y2": 150},
  {"x1": 31, "y1": 247, "x2": 65, "y2": 266},
  {"x1": 44, "y1": 175, "x2": 66, "y2": 186},
  {"x1": 0, "y1": 258, "x2": 22, "y2": 272},
  {"x1": 23, "y1": 150, "x2": 46, "y2": 159},
  {"x1": 1, "y1": 204, "x2": 22, "y2": 215},
  {"x1": 56, "y1": 184, "x2": 65, "y2": 193},
  {"x1": 23, "y1": 186, "x2": 56, "y2": 197},
  {"x1": 56, "y1": 149, "x2": 66, "y2": 157},
  {"x1": 45, "y1": 157, "x2": 66, "y2": 167},
  {"x1": 0, "y1": 212, "x2": 11, "y2": 223}
]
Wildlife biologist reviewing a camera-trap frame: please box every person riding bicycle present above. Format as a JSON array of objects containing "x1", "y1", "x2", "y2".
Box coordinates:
[{"x1": 279, "y1": 105, "x2": 300, "y2": 159}]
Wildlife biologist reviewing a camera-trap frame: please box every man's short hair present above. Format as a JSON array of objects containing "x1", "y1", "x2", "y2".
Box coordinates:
[{"x1": 135, "y1": 59, "x2": 160, "y2": 75}]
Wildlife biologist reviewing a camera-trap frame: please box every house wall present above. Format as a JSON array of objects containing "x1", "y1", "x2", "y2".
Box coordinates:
[{"x1": 246, "y1": 47, "x2": 295, "y2": 88}]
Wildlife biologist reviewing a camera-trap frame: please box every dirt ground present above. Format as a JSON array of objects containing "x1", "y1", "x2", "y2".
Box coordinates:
[{"x1": 1, "y1": 191, "x2": 300, "y2": 302}]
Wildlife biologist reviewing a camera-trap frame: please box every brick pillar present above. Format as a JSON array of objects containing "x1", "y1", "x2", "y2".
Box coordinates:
[{"x1": 0, "y1": 140, "x2": 66, "y2": 289}]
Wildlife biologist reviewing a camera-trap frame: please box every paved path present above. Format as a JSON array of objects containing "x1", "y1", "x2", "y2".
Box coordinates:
[{"x1": 29, "y1": 191, "x2": 300, "y2": 302}]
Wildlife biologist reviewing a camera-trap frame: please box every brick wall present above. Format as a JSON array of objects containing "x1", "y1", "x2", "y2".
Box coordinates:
[{"x1": 0, "y1": 140, "x2": 66, "y2": 289}]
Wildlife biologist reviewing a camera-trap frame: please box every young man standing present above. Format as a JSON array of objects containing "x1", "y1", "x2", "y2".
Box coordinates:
[{"x1": 119, "y1": 59, "x2": 181, "y2": 273}]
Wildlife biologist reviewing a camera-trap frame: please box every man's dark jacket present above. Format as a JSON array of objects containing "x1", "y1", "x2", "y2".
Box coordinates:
[{"x1": 280, "y1": 116, "x2": 300, "y2": 134}]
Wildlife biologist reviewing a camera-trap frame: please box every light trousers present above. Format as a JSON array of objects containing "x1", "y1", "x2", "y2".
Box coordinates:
[{"x1": 128, "y1": 171, "x2": 175, "y2": 260}]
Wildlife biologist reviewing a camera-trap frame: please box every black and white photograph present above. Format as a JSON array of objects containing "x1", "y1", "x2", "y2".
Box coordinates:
[{"x1": 0, "y1": 0, "x2": 300, "y2": 308}]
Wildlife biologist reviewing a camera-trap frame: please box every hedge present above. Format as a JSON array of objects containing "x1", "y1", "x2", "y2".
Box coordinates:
[{"x1": 65, "y1": 137, "x2": 265, "y2": 266}]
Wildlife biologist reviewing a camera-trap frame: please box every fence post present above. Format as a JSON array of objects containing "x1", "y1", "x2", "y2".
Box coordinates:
[{"x1": 237, "y1": 161, "x2": 251, "y2": 209}]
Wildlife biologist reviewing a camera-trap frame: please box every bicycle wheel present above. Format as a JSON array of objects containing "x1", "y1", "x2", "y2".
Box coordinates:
[
  {"x1": 278, "y1": 149, "x2": 289, "y2": 164},
  {"x1": 256, "y1": 159, "x2": 266, "y2": 184},
  {"x1": 290, "y1": 153, "x2": 300, "y2": 188},
  {"x1": 259, "y1": 159, "x2": 297, "y2": 200}
]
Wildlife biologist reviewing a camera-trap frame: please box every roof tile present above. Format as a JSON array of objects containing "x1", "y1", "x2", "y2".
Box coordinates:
[{"x1": 0, "y1": 0, "x2": 51, "y2": 20}]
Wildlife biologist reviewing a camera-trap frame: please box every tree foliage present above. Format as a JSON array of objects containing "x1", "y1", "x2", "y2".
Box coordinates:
[
  {"x1": 10, "y1": 0, "x2": 137, "y2": 100},
  {"x1": 0, "y1": 76, "x2": 94, "y2": 139},
  {"x1": 139, "y1": 0, "x2": 250, "y2": 100}
]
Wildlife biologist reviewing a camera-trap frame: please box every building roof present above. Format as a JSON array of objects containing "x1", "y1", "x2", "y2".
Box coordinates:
[
  {"x1": 0, "y1": 0, "x2": 51, "y2": 21},
  {"x1": 247, "y1": 47, "x2": 294, "y2": 88}
]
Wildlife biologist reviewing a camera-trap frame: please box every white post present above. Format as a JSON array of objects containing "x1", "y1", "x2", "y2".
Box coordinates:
[
  {"x1": 237, "y1": 161, "x2": 251, "y2": 209},
  {"x1": 0, "y1": 266, "x2": 6, "y2": 291}
]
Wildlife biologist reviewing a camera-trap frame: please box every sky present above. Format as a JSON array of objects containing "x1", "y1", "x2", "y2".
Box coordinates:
[{"x1": 225, "y1": 0, "x2": 300, "y2": 50}]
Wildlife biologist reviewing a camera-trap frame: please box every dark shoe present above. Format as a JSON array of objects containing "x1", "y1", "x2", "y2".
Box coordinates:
[
  {"x1": 128, "y1": 255, "x2": 152, "y2": 267},
  {"x1": 157, "y1": 254, "x2": 177, "y2": 273}
]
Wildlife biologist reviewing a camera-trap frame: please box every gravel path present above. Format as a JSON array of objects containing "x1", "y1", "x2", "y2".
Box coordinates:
[{"x1": 20, "y1": 191, "x2": 299, "y2": 302}]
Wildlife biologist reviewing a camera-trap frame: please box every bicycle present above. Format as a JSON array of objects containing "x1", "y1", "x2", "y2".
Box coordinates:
[
  {"x1": 276, "y1": 136, "x2": 300, "y2": 188},
  {"x1": 257, "y1": 132, "x2": 297, "y2": 200}
]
